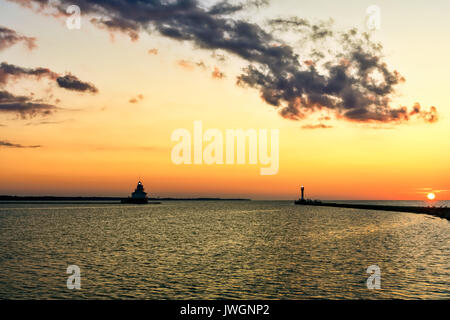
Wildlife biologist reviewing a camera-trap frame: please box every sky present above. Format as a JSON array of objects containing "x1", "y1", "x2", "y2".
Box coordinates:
[{"x1": 0, "y1": 0, "x2": 449, "y2": 200}]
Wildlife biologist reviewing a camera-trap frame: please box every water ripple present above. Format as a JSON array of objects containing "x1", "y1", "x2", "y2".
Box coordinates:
[{"x1": 0, "y1": 201, "x2": 448, "y2": 299}]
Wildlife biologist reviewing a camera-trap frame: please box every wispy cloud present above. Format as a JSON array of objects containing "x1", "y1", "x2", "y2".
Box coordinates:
[
  {"x1": 0, "y1": 62, "x2": 99, "y2": 94},
  {"x1": 412, "y1": 188, "x2": 450, "y2": 193},
  {"x1": 301, "y1": 123, "x2": 333, "y2": 130},
  {"x1": 0, "y1": 140, "x2": 41, "y2": 148},
  {"x1": 0, "y1": 62, "x2": 58, "y2": 85},
  {"x1": 0, "y1": 25, "x2": 36, "y2": 51},
  {"x1": 177, "y1": 59, "x2": 196, "y2": 70},
  {"x1": 93, "y1": 145, "x2": 168, "y2": 152},
  {"x1": 129, "y1": 94, "x2": 144, "y2": 104},
  {"x1": 212, "y1": 66, "x2": 225, "y2": 79},
  {"x1": 0, "y1": 90, "x2": 58, "y2": 118},
  {"x1": 211, "y1": 51, "x2": 227, "y2": 62},
  {"x1": 25, "y1": 119, "x2": 74, "y2": 126},
  {"x1": 90, "y1": 17, "x2": 139, "y2": 41}
]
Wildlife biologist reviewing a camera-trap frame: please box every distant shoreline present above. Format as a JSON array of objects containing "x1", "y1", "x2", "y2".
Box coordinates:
[{"x1": 0, "y1": 195, "x2": 251, "y2": 202}]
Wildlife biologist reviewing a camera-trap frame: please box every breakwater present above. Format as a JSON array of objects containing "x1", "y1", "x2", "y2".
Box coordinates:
[{"x1": 295, "y1": 201, "x2": 450, "y2": 220}]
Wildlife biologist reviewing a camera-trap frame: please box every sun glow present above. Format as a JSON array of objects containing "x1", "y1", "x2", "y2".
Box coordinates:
[{"x1": 427, "y1": 192, "x2": 436, "y2": 200}]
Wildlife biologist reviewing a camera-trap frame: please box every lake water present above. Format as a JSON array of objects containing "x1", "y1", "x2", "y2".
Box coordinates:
[{"x1": 0, "y1": 201, "x2": 448, "y2": 299}]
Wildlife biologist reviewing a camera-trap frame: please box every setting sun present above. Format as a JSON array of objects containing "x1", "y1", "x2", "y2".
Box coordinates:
[{"x1": 427, "y1": 193, "x2": 436, "y2": 200}]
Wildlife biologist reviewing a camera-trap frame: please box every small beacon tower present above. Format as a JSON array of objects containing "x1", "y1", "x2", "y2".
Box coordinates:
[{"x1": 301, "y1": 185, "x2": 305, "y2": 201}]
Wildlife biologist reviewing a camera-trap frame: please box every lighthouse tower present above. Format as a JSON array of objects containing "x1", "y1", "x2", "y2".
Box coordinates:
[
  {"x1": 301, "y1": 185, "x2": 305, "y2": 201},
  {"x1": 131, "y1": 181, "x2": 148, "y2": 199}
]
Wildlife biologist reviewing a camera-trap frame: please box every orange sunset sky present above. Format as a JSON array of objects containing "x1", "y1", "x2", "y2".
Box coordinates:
[{"x1": 0, "y1": 0, "x2": 449, "y2": 200}]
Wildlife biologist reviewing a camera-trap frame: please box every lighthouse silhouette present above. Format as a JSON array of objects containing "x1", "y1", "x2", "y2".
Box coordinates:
[{"x1": 301, "y1": 185, "x2": 305, "y2": 201}]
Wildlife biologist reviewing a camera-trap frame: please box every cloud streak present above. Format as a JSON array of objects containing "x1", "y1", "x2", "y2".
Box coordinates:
[
  {"x1": 301, "y1": 123, "x2": 333, "y2": 130},
  {"x1": 0, "y1": 62, "x2": 58, "y2": 84},
  {"x1": 0, "y1": 25, "x2": 36, "y2": 51},
  {"x1": 25, "y1": 118, "x2": 74, "y2": 125},
  {"x1": 0, "y1": 62, "x2": 98, "y2": 93},
  {"x1": 0, "y1": 90, "x2": 58, "y2": 118},
  {"x1": 177, "y1": 59, "x2": 196, "y2": 70},
  {"x1": 8, "y1": 0, "x2": 438, "y2": 124},
  {"x1": 0, "y1": 140, "x2": 41, "y2": 148}
]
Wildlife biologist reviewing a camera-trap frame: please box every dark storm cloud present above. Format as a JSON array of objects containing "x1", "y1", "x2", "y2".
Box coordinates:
[
  {"x1": 0, "y1": 25, "x2": 36, "y2": 51},
  {"x1": 56, "y1": 74, "x2": 98, "y2": 93},
  {"x1": 0, "y1": 90, "x2": 58, "y2": 118},
  {"x1": 7, "y1": 0, "x2": 437, "y2": 123},
  {"x1": 0, "y1": 140, "x2": 41, "y2": 148}
]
